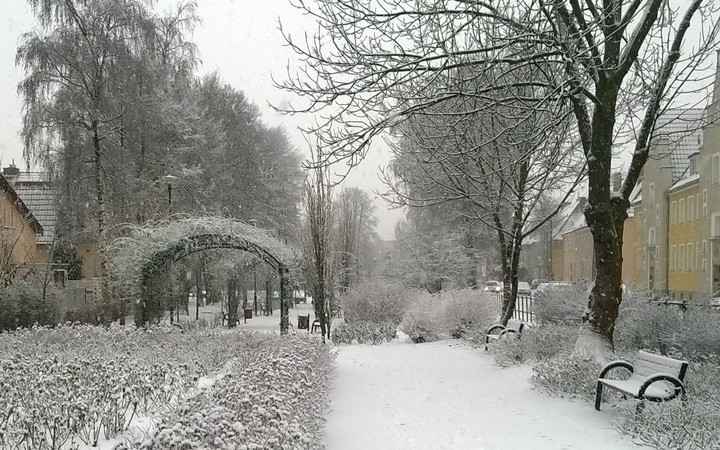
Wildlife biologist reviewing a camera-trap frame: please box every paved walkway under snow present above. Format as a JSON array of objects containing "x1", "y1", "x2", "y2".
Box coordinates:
[{"x1": 324, "y1": 339, "x2": 647, "y2": 450}]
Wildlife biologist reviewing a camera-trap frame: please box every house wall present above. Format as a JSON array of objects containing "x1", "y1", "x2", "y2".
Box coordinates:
[
  {"x1": 636, "y1": 138, "x2": 674, "y2": 294},
  {"x1": 0, "y1": 192, "x2": 38, "y2": 266},
  {"x1": 667, "y1": 183, "x2": 703, "y2": 300},
  {"x1": 700, "y1": 110, "x2": 720, "y2": 299},
  {"x1": 622, "y1": 214, "x2": 639, "y2": 288},
  {"x1": 563, "y1": 227, "x2": 594, "y2": 283},
  {"x1": 77, "y1": 243, "x2": 102, "y2": 279},
  {"x1": 551, "y1": 240, "x2": 565, "y2": 280}
]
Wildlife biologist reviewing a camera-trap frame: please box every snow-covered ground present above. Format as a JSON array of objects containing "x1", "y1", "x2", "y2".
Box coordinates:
[{"x1": 325, "y1": 336, "x2": 648, "y2": 450}]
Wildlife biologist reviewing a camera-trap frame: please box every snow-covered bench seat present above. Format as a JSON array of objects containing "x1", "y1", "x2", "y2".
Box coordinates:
[
  {"x1": 484, "y1": 319, "x2": 525, "y2": 351},
  {"x1": 594, "y1": 350, "x2": 688, "y2": 411}
]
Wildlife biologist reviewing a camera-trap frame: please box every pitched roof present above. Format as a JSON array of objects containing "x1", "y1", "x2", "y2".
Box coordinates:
[
  {"x1": 4, "y1": 171, "x2": 59, "y2": 244},
  {"x1": 552, "y1": 197, "x2": 587, "y2": 240},
  {"x1": 652, "y1": 108, "x2": 704, "y2": 183},
  {"x1": 0, "y1": 173, "x2": 43, "y2": 235}
]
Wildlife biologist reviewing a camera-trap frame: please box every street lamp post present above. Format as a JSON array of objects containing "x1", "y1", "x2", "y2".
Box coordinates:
[
  {"x1": 161, "y1": 174, "x2": 178, "y2": 215},
  {"x1": 249, "y1": 219, "x2": 258, "y2": 315},
  {"x1": 161, "y1": 174, "x2": 178, "y2": 324}
]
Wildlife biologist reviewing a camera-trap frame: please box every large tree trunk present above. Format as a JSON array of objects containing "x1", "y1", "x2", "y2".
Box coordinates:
[
  {"x1": 577, "y1": 83, "x2": 625, "y2": 359},
  {"x1": 93, "y1": 120, "x2": 112, "y2": 325}
]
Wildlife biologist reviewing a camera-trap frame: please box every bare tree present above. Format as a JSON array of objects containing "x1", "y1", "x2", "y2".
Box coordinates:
[
  {"x1": 278, "y1": 0, "x2": 719, "y2": 355},
  {"x1": 302, "y1": 149, "x2": 336, "y2": 341},
  {"x1": 335, "y1": 187, "x2": 378, "y2": 291},
  {"x1": 383, "y1": 64, "x2": 585, "y2": 323}
]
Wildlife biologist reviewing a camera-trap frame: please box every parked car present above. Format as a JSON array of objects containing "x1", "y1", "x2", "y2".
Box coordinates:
[
  {"x1": 483, "y1": 280, "x2": 503, "y2": 293},
  {"x1": 517, "y1": 281, "x2": 532, "y2": 296}
]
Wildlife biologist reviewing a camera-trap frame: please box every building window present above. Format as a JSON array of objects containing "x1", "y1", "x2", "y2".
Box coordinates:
[
  {"x1": 679, "y1": 245, "x2": 685, "y2": 272},
  {"x1": 679, "y1": 199, "x2": 686, "y2": 224},
  {"x1": 649, "y1": 182, "x2": 655, "y2": 209},
  {"x1": 670, "y1": 245, "x2": 676, "y2": 272},
  {"x1": 713, "y1": 153, "x2": 720, "y2": 184},
  {"x1": 696, "y1": 193, "x2": 700, "y2": 221},
  {"x1": 648, "y1": 227, "x2": 656, "y2": 246},
  {"x1": 688, "y1": 243, "x2": 693, "y2": 272},
  {"x1": 703, "y1": 189, "x2": 708, "y2": 218},
  {"x1": 688, "y1": 196, "x2": 694, "y2": 222},
  {"x1": 670, "y1": 201, "x2": 677, "y2": 225},
  {"x1": 697, "y1": 241, "x2": 700, "y2": 272},
  {"x1": 702, "y1": 258, "x2": 707, "y2": 272}
]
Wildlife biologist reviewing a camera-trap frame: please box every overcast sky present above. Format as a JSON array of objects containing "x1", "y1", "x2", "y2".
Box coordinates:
[{"x1": 0, "y1": 0, "x2": 404, "y2": 240}]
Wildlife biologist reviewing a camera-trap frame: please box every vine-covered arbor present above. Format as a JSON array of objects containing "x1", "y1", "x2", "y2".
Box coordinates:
[{"x1": 109, "y1": 217, "x2": 298, "y2": 334}]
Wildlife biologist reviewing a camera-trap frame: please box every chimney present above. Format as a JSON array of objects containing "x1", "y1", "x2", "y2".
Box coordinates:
[{"x1": 2, "y1": 164, "x2": 20, "y2": 178}]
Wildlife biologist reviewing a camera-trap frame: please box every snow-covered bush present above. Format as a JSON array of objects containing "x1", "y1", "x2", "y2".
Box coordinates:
[
  {"x1": 533, "y1": 285, "x2": 586, "y2": 324},
  {"x1": 341, "y1": 280, "x2": 409, "y2": 325},
  {"x1": 531, "y1": 353, "x2": 602, "y2": 401},
  {"x1": 614, "y1": 360, "x2": 720, "y2": 449},
  {"x1": 400, "y1": 293, "x2": 443, "y2": 343},
  {"x1": 120, "y1": 336, "x2": 334, "y2": 450},
  {"x1": 439, "y1": 289, "x2": 496, "y2": 338},
  {"x1": 483, "y1": 323, "x2": 577, "y2": 366},
  {"x1": 400, "y1": 289, "x2": 497, "y2": 343},
  {"x1": 615, "y1": 296, "x2": 720, "y2": 359},
  {"x1": 0, "y1": 277, "x2": 63, "y2": 331},
  {"x1": 332, "y1": 321, "x2": 397, "y2": 344}
]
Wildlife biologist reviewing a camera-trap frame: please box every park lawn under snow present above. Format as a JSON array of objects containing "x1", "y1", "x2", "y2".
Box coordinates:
[{"x1": 325, "y1": 335, "x2": 649, "y2": 450}]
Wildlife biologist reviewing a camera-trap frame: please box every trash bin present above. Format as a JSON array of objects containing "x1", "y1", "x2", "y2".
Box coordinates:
[
  {"x1": 298, "y1": 314, "x2": 310, "y2": 330},
  {"x1": 244, "y1": 308, "x2": 253, "y2": 320}
]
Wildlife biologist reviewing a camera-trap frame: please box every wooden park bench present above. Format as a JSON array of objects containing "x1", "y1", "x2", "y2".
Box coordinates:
[
  {"x1": 595, "y1": 350, "x2": 688, "y2": 411},
  {"x1": 484, "y1": 319, "x2": 525, "y2": 351},
  {"x1": 311, "y1": 319, "x2": 321, "y2": 334}
]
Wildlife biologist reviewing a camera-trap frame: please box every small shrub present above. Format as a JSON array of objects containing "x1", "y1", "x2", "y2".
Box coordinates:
[
  {"x1": 0, "y1": 277, "x2": 63, "y2": 332},
  {"x1": 531, "y1": 353, "x2": 602, "y2": 401},
  {"x1": 341, "y1": 280, "x2": 409, "y2": 324},
  {"x1": 534, "y1": 285, "x2": 587, "y2": 324},
  {"x1": 440, "y1": 290, "x2": 497, "y2": 338},
  {"x1": 401, "y1": 315, "x2": 441, "y2": 343},
  {"x1": 492, "y1": 336, "x2": 528, "y2": 367},
  {"x1": 484, "y1": 323, "x2": 578, "y2": 366},
  {"x1": 400, "y1": 293, "x2": 443, "y2": 343},
  {"x1": 332, "y1": 321, "x2": 397, "y2": 344}
]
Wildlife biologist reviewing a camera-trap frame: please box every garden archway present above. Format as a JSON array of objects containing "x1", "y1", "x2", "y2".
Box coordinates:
[{"x1": 109, "y1": 217, "x2": 299, "y2": 334}]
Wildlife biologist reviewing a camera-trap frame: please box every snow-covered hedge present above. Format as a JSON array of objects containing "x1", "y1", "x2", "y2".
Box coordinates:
[
  {"x1": 119, "y1": 336, "x2": 334, "y2": 450},
  {"x1": 0, "y1": 325, "x2": 331, "y2": 449},
  {"x1": 332, "y1": 321, "x2": 397, "y2": 344}
]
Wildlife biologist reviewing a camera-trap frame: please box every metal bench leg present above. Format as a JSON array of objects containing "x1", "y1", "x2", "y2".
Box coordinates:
[{"x1": 594, "y1": 382, "x2": 603, "y2": 411}]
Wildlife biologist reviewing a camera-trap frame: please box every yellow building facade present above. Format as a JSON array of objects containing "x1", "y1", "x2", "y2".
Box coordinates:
[
  {"x1": 667, "y1": 176, "x2": 702, "y2": 299},
  {"x1": 0, "y1": 174, "x2": 43, "y2": 267}
]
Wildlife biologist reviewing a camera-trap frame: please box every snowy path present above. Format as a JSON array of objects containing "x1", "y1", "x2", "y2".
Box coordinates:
[{"x1": 324, "y1": 340, "x2": 647, "y2": 450}]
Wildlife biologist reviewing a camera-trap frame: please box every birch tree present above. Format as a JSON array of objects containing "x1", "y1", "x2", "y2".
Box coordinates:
[
  {"x1": 18, "y1": 0, "x2": 160, "y2": 322},
  {"x1": 278, "y1": 0, "x2": 719, "y2": 354}
]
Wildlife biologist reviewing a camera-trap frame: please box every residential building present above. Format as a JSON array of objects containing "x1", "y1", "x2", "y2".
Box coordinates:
[
  {"x1": 2, "y1": 165, "x2": 60, "y2": 265},
  {"x1": 0, "y1": 171, "x2": 43, "y2": 270},
  {"x1": 633, "y1": 108, "x2": 704, "y2": 297}
]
